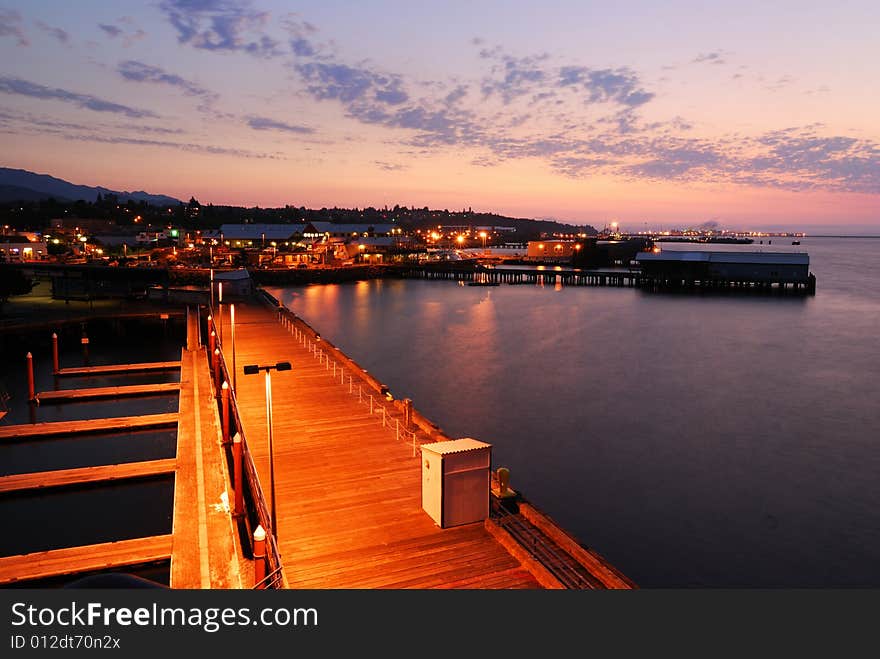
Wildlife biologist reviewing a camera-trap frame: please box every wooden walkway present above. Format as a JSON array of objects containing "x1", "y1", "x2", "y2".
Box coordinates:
[
  {"x1": 36, "y1": 382, "x2": 180, "y2": 403},
  {"x1": 0, "y1": 535, "x2": 173, "y2": 585},
  {"x1": 0, "y1": 458, "x2": 177, "y2": 493},
  {"x1": 169, "y1": 347, "x2": 247, "y2": 589},
  {"x1": 57, "y1": 361, "x2": 180, "y2": 376},
  {"x1": 0, "y1": 413, "x2": 178, "y2": 440},
  {"x1": 225, "y1": 300, "x2": 541, "y2": 589}
]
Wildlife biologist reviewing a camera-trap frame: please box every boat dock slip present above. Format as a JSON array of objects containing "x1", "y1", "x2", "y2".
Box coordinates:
[
  {"x1": 56, "y1": 361, "x2": 181, "y2": 376},
  {"x1": 35, "y1": 382, "x2": 180, "y2": 403},
  {"x1": 0, "y1": 535, "x2": 173, "y2": 585},
  {"x1": 169, "y1": 347, "x2": 246, "y2": 589},
  {"x1": 0, "y1": 413, "x2": 178, "y2": 440},
  {"x1": 0, "y1": 458, "x2": 177, "y2": 493}
]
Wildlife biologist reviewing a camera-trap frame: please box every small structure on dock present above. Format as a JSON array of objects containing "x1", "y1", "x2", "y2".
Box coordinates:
[
  {"x1": 421, "y1": 438, "x2": 492, "y2": 529},
  {"x1": 213, "y1": 268, "x2": 254, "y2": 298},
  {"x1": 634, "y1": 250, "x2": 815, "y2": 293}
]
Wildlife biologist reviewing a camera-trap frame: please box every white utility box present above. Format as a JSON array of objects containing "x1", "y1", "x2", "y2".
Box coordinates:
[{"x1": 421, "y1": 438, "x2": 492, "y2": 528}]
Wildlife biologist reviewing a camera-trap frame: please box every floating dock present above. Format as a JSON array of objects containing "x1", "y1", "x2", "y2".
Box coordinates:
[
  {"x1": 56, "y1": 361, "x2": 180, "y2": 376},
  {"x1": 35, "y1": 382, "x2": 180, "y2": 403},
  {"x1": 0, "y1": 413, "x2": 179, "y2": 440}
]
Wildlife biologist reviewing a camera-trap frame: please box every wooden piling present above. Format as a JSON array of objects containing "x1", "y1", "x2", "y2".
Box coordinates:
[
  {"x1": 213, "y1": 348, "x2": 221, "y2": 396},
  {"x1": 253, "y1": 525, "x2": 266, "y2": 589},
  {"x1": 233, "y1": 432, "x2": 243, "y2": 517},
  {"x1": 51, "y1": 333, "x2": 59, "y2": 375},
  {"x1": 26, "y1": 352, "x2": 35, "y2": 402},
  {"x1": 221, "y1": 381, "x2": 230, "y2": 444},
  {"x1": 404, "y1": 398, "x2": 413, "y2": 430}
]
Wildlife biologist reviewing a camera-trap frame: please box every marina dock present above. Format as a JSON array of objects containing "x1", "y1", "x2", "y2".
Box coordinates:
[{"x1": 0, "y1": 296, "x2": 636, "y2": 589}]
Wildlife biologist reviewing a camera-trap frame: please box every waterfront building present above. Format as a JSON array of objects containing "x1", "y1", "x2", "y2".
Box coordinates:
[{"x1": 635, "y1": 251, "x2": 810, "y2": 284}]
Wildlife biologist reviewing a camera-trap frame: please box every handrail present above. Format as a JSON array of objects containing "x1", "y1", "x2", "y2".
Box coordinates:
[
  {"x1": 263, "y1": 293, "x2": 436, "y2": 456},
  {"x1": 206, "y1": 305, "x2": 285, "y2": 589}
]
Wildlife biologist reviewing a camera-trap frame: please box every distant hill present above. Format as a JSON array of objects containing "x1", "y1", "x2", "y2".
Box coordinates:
[
  {"x1": 0, "y1": 167, "x2": 181, "y2": 206},
  {"x1": 0, "y1": 184, "x2": 70, "y2": 203}
]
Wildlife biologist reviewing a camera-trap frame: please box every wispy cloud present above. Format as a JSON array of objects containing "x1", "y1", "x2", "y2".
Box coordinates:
[
  {"x1": 295, "y1": 61, "x2": 409, "y2": 105},
  {"x1": 98, "y1": 23, "x2": 122, "y2": 38},
  {"x1": 0, "y1": 8, "x2": 28, "y2": 46},
  {"x1": 0, "y1": 107, "x2": 184, "y2": 136},
  {"x1": 36, "y1": 21, "x2": 70, "y2": 45},
  {"x1": 118, "y1": 60, "x2": 211, "y2": 98},
  {"x1": 159, "y1": 0, "x2": 281, "y2": 57},
  {"x1": 0, "y1": 76, "x2": 158, "y2": 118},
  {"x1": 247, "y1": 116, "x2": 314, "y2": 134},
  {"x1": 693, "y1": 51, "x2": 726, "y2": 65},
  {"x1": 374, "y1": 161, "x2": 406, "y2": 171},
  {"x1": 64, "y1": 133, "x2": 282, "y2": 159},
  {"x1": 557, "y1": 67, "x2": 654, "y2": 107},
  {"x1": 98, "y1": 21, "x2": 146, "y2": 47}
]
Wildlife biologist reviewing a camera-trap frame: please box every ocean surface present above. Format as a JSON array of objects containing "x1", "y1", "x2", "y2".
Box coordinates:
[{"x1": 267, "y1": 236, "x2": 880, "y2": 587}]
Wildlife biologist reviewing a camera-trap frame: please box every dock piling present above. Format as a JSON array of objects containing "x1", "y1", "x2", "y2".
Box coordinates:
[
  {"x1": 232, "y1": 432, "x2": 243, "y2": 517},
  {"x1": 253, "y1": 525, "x2": 266, "y2": 589},
  {"x1": 51, "y1": 333, "x2": 59, "y2": 375},
  {"x1": 213, "y1": 349, "x2": 221, "y2": 396},
  {"x1": 221, "y1": 382, "x2": 230, "y2": 444},
  {"x1": 26, "y1": 352, "x2": 35, "y2": 402}
]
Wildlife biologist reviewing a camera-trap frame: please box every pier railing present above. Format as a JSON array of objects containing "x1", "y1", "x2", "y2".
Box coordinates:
[
  {"x1": 206, "y1": 307, "x2": 285, "y2": 589},
  {"x1": 257, "y1": 290, "x2": 447, "y2": 453}
]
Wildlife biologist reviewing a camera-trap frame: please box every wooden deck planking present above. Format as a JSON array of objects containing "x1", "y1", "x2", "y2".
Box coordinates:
[
  {"x1": 169, "y1": 348, "x2": 246, "y2": 589},
  {"x1": 225, "y1": 301, "x2": 542, "y2": 589},
  {"x1": 0, "y1": 413, "x2": 178, "y2": 440},
  {"x1": 57, "y1": 361, "x2": 181, "y2": 376},
  {"x1": 36, "y1": 382, "x2": 180, "y2": 403},
  {"x1": 0, "y1": 535, "x2": 173, "y2": 585},
  {"x1": 0, "y1": 458, "x2": 177, "y2": 493}
]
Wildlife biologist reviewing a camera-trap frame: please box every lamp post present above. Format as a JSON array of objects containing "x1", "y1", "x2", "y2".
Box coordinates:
[
  {"x1": 230, "y1": 304, "x2": 236, "y2": 392},
  {"x1": 243, "y1": 361, "x2": 291, "y2": 541},
  {"x1": 217, "y1": 282, "x2": 223, "y2": 345}
]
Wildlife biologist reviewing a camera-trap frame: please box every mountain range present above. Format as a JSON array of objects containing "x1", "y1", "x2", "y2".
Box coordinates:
[{"x1": 0, "y1": 167, "x2": 181, "y2": 206}]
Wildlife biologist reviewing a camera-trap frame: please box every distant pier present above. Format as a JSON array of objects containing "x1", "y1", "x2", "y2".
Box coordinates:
[{"x1": 392, "y1": 253, "x2": 817, "y2": 295}]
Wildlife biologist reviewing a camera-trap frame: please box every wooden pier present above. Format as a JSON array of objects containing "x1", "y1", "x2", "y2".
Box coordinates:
[
  {"x1": 168, "y1": 346, "x2": 247, "y2": 589},
  {"x1": 214, "y1": 297, "x2": 634, "y2": 588},
  {"x1": 393, "y1": 262, "x2": 816, "y2": 294},
  {"x1": 0, "y1": 304, "x2": 635, "y2": 589}
]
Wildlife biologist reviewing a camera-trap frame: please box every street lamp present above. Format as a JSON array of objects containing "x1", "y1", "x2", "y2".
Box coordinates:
[
  {"x1": 230, "y1": 304, "x2": 236, "y2": 392},
  {"x1": 243, "y1": 361, "x2": 292, "y2": 541},
  {"x1": 479, "y1": 231, "x2": 487, "y2": 252}
]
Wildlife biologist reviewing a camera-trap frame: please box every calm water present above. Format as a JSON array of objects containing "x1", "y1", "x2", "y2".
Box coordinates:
[
  {"x1": 0, "y1": 317, "x2": 182, "y2": 565},
  {"x1": 267, "y1": 237, "x2": 880, "y2": 587}
]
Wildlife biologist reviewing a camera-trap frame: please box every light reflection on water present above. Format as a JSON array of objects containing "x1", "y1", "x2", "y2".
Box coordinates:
[{"x1": 269, "y1": 237, "x2": 880, "y2": 587}]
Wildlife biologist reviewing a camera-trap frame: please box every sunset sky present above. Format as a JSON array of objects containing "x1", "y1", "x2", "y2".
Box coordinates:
[{"x1": 1, "y1": 1, "x2": 877, "y2": 232}]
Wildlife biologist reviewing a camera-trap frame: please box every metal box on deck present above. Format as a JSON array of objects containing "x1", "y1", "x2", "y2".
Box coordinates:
[{"x1": 421, "y1": 438, "x2": 492, "y2": 528}]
